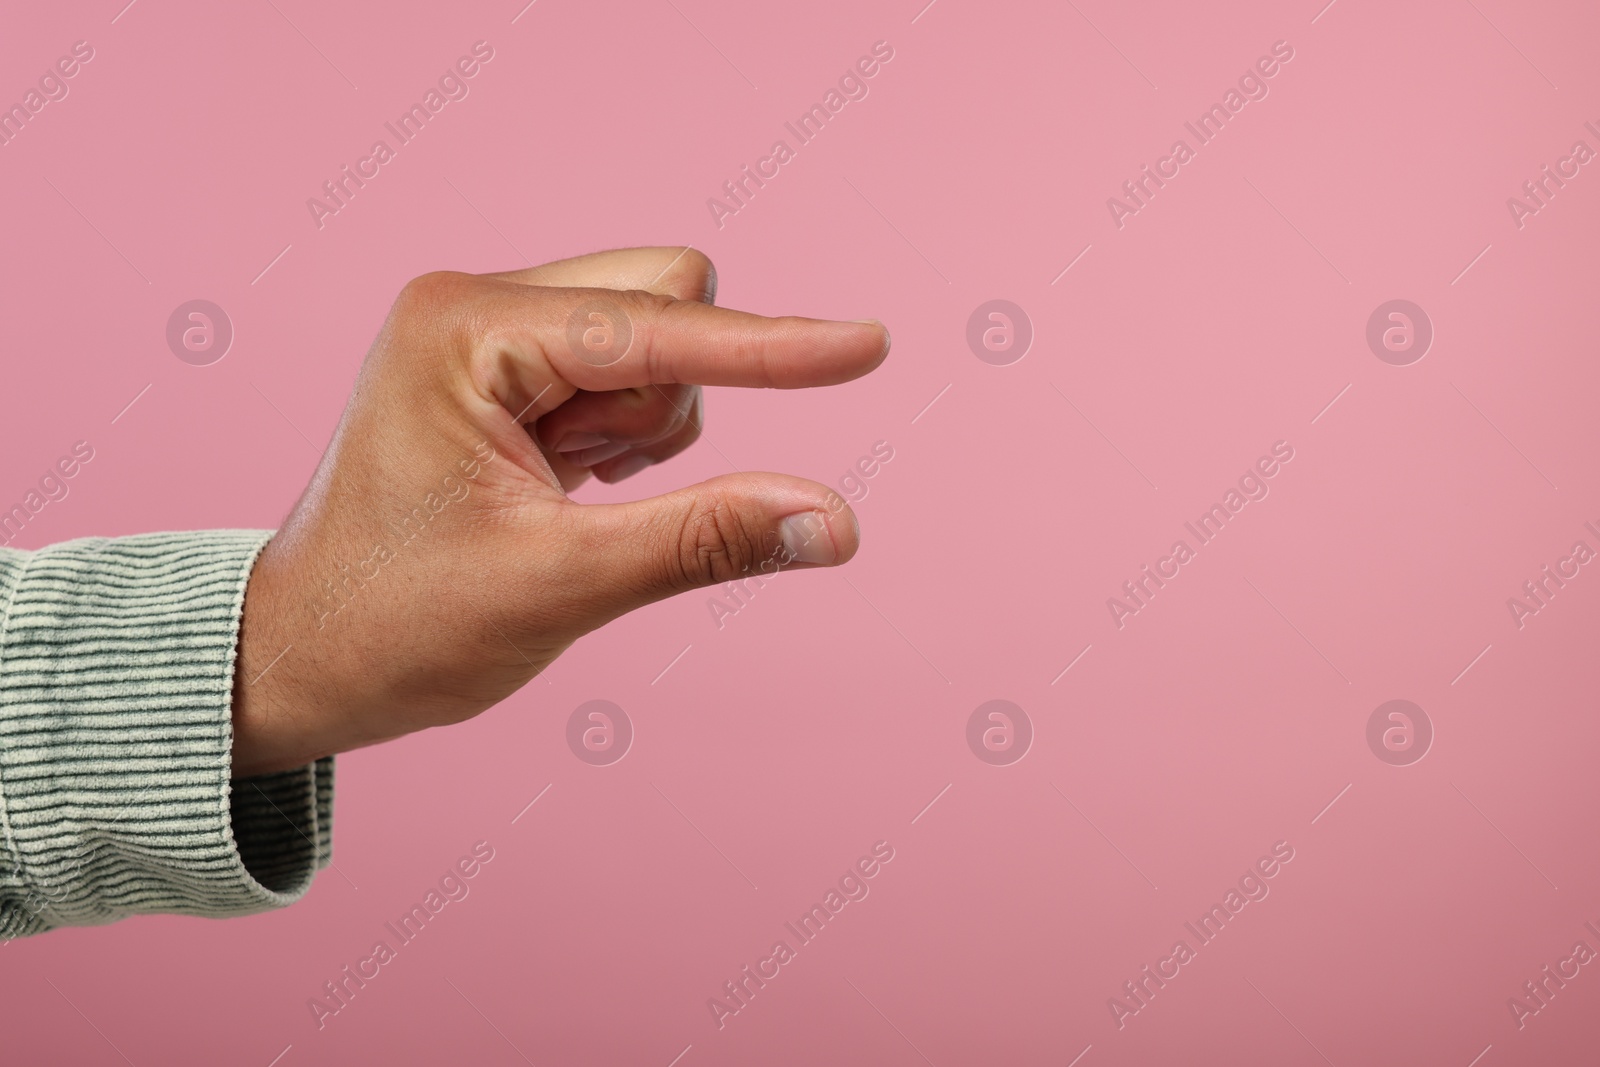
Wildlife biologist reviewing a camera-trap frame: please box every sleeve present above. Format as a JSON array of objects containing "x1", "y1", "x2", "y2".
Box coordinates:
[{"x1": 0, "y1": 531, "x2": 334, "y2": 940}]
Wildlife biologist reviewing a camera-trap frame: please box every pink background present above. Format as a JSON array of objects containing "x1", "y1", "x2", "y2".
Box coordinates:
[{"x1": 4, "y1": 0, "x2": 1600, "y2": 1064}]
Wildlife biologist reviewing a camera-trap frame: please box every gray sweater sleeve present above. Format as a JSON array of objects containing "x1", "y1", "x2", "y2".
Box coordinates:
[{"x1": 0, "y1": 531, "x2": 333, "y2": 940}]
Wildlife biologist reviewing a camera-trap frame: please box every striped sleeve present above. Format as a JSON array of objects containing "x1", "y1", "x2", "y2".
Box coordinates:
[{"x1": 0, "y1": 531, "x2": 333, "y2": 940}]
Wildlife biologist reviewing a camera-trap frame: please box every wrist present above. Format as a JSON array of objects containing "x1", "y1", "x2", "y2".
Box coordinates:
[{"x1": 232, "y1": 538, "x2": 339, "y2": 777}]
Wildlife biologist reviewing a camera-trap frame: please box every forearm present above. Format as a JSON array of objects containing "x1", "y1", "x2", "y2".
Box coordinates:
[{"x1": 0, "y1": 533, "x2": 334, "y2": 939}]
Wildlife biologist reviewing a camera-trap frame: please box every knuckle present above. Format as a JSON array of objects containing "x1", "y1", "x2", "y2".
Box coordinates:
[
  {"x1": 666, "y1": 391, "x2": 705, "y2": 450},
  {"x1": 676, "y1": 408, "x2": 704, "y2": 448},
  {"x1": 395, "y1": 270, "x2": 474, "y2": 316},
  {"x1": 621, "y1": 287, "x2": 675, "y2": 320},
  {"x1": 642, "y1": 384, "x2": 695, "y2": 440},
  {"x1": 384, "y1": 272, "x2": 489, "y2": 376},
  {"x1": 643, "y1": 247, "x2": 716, "y2": 302},
  {"x1": 676, "y1": 246, "x2": 714, "y2": 274},
  {"x1": 673, "y1": 248, "x2": 717, "y2": 303},
  {"x1": 620, "y1": 290, "x2": 680, "y2": 381},
  {"x1": 673, "y1": 494, "x2": 763, "y2": 589}
]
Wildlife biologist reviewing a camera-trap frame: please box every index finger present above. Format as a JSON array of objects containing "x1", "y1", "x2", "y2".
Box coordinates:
[{"x1": 480, "y1": 281, "x2": 890, "y2": 396}]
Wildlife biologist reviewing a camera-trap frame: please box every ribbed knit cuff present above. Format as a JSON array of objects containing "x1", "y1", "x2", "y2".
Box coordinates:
[{"x1": 0, "y1": 532, "x2": 334, "y2": 940}]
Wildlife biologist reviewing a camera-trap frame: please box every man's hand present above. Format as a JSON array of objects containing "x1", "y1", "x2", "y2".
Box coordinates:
[{"x1": 230, "y1": 248, "x2": 888, "y2": 777}]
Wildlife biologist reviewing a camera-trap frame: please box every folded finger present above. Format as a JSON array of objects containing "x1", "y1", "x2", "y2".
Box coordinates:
[
  {"x1": 484, "y1": 246, "x2": 716, "y2": 304},
  {"x1": 536, "y1": 384, "x2": 696, "y2": 458},
  {"x1": 590, "y1": 391, "x2": 705, "y2": 483}
]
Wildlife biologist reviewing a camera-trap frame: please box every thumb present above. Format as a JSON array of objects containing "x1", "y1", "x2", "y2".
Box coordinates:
[{"x1": 557, "y1": 473, "x2": 861, "y2": 623}]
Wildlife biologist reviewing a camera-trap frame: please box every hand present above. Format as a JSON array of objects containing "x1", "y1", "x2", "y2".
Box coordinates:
[{"x1": 230, "y1": 248, "x2": 888, "y2": 777}]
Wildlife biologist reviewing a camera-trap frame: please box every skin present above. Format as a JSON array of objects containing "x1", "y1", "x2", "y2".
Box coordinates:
[{"x1": 231, "y1": 247, "x2": 889, "y2": 777}]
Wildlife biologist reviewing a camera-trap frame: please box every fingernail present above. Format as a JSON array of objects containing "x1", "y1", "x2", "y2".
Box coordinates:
[
  {"x1": 554, "y1": 432, "x2": 609, "y2": 453},
  {"x1": 571, "y1": 440, "x2": 631, "y2": 467},
  {"x1": 780, "y1": 512, "x2": 837, "y2": 565},
  {"x1": 609, "y1": 455, "x2": 654, "y2": 481}
]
